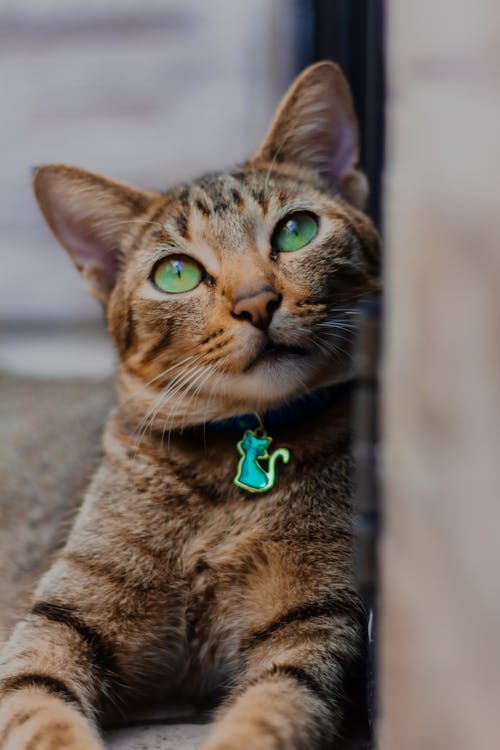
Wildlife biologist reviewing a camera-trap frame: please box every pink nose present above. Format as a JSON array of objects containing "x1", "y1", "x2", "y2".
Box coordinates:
[{"x1": 231, "y1": 288, "x2": 282, "y2": 330}]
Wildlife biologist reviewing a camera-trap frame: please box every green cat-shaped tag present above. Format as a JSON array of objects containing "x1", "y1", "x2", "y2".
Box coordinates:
[{"x1": 233, "y1": 430, "x2": 290, "y2": 494}]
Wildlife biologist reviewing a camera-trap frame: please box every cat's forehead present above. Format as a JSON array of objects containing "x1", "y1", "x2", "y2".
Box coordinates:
[
  {"x1": 143, "y1": 166, "x2": 340, "y2": 259},
  {"x1": 191, "y1": 168, "x2": 298, "y2": 210}
]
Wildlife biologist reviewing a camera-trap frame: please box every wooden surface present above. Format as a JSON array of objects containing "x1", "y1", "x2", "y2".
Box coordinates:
[{"x1": 381, "y1": 2, "x2": 500, "y2": 748}]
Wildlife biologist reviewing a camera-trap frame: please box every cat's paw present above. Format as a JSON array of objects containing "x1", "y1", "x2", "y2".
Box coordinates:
[{"x1": 0, "y1": 690, "x2": 105, "y2": 750}]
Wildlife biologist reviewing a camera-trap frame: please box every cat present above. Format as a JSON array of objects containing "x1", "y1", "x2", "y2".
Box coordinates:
[{"x1": 0, "y1": 61, "x2": 380, "y2": 750}]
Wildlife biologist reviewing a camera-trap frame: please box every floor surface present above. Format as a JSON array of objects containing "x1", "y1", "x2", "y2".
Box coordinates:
[{"x1": 105, "y1": 722, "x2": 209, "y2": 750}]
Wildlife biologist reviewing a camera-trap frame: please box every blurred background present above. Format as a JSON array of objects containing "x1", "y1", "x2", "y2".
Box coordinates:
[{"x1": 0, "y1": 0, "x2": 383, "y2": 376}]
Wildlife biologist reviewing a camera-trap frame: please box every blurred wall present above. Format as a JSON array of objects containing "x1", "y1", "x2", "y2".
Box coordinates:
[
  {"x1": 0, "y1": 0, "x2": 296, "y2": 326},
  {"x1": 382, "y1": 1, "x2": 500, "y2": 748}
]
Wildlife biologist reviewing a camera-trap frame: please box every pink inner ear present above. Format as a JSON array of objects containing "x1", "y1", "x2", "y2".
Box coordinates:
[
  {"x1": 328, "y1": 115, "x2": 357, "y2": 188},
  {"x1": 54, "y1": 208, "x2": 119, "y2": 279}
]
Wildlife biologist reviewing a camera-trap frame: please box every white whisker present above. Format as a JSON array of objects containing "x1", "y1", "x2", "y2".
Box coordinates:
[
  {"x1": 132, "y1": 358, "x2": 206, "y2": 451},
  {"x1": 119, "y1": 353, "x2": 201, "y2": 411},
  {"x1": 263, "y1": 132, "x2": 292, "y2": 195}
]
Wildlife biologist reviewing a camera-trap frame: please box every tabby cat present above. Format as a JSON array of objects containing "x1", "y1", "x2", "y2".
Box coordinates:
[{"x1": 0, "y1": 62, "x2": 379, "y2": 749}]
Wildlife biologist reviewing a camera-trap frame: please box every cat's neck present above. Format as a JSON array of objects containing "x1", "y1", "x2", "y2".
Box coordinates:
[
  {"x1": 205, "y1": 380, "x2": 354, "y2": 434},
  {"x1": 107, "y1": 379, "x2": 353, "y2": 463}
]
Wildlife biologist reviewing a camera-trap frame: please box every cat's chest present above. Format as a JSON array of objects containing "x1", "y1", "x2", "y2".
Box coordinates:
[
  {"x1": 102, "y1": 410, "x2": 353, "y2": 570},
  {"x1": 175, "y1": 453, "x2": 353, "y2": 682},
  {"x1": 170, "y1": 435, "x2": 353, "y2": 573}
]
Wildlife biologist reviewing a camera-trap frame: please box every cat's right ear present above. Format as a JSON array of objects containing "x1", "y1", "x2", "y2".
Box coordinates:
[
  {"x1": 33, "y1": 164, "x2": 157, "y2": 304},
  {"x1": 253, "y1": 61, "x2": 367, "y2": 209}
]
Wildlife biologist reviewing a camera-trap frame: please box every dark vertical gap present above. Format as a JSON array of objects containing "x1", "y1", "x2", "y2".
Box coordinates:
[
  {"x1": 295, "y1": 0, "x2": 385, "y2": 228},
  {"x1": 363, "y1": 0, "x2": 386, "y2": 229},
  {"x1": 353, "y1": 294, "x2": 381, "y2": 739},
  {"x1": 293, "y1": 2, "x2": 385, "y2": 744}
]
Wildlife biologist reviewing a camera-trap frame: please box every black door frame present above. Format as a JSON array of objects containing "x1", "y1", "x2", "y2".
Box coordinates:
[{"x1": 296, "y1": 0, "x2": 385, "y2": 228}]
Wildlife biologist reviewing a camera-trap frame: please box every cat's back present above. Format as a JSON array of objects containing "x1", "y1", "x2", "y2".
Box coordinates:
[{"x1": 0, "y1": 374, "x2": 113, "y2": 641}]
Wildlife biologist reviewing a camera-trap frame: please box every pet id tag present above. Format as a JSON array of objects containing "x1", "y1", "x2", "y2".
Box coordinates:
[{"x1": 233, "y1": 429, "x2": 290, "y2": 494}]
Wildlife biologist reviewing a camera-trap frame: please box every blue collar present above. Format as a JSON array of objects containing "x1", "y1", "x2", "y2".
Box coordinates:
[{"x1": 206, "y1": 380, "x2": 353, "y2": 433}]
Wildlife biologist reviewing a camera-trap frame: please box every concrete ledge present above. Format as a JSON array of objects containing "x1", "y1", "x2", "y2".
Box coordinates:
[
  {"x1": 105, "y1": 722, "x2": 370, "y2": 750},
  {"x1": 105, "y1": 721, "x2": 209, "y2": 750}
]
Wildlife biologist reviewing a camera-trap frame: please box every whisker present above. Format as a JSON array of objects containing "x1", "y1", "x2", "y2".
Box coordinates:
[
  {"x1": 148, "y1": 363, "x2": 207, "y2": 435},
  {"x1": 178, "y1": 365, "x2": 219, "y2": 435},
  {"x1": 319, "y1": 322, "x2": 359, "y2": 331},
  {"x1": 163, "y1": 365, "x2": 216, "y2": 446},
  {"x1": 263, "y1": 132, "x2": 293, "y2": 195},
  {"x1": 132, "y1": 358, "x2": 206, "y2": 451},
  {"x1": 119, "y1": 353, "x2": 201, "y2": 411},
  {"x1": 104, "y1": 217, "x2": 168, "y2": 233},
  {"x1": 317, "y1": 333, "x2": 353, "y2": 360}
]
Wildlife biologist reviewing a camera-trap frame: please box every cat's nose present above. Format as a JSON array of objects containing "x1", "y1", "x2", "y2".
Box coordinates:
[{"x1": 231, "y1": 288, "x2": 282, "y2": 330}]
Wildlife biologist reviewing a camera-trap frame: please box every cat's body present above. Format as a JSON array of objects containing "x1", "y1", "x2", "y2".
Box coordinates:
[{"x1": 0, "y1": 63, "x2": 379, "y2": 749}]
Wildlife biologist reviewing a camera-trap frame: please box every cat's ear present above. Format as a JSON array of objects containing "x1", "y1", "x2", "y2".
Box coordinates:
[
  {"x1": 33, "y1": 164, "x2": 157, "y2": 304},
  {"x1": 253, "y1": 61, "x2": 367, "y2": 209}
]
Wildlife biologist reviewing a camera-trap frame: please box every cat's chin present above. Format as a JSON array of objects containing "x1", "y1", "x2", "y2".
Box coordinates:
[
  {"x1": 219, "y1": 353, "x2": 349, "y2": 414},
  {"x1": 117, "y1": 352, "x2": 350, "y2": 433},
  {"x1": 242, "y1": 342, "x2": 310, "y2": 374}
]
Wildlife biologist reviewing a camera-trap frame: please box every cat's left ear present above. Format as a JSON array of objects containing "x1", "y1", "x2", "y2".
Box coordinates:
[
  {"x1": 253, "y1": 61, "x2": 367, "y2": 209},
  {"x1": 33, "y1": 164, "x2": 157, "y2": 304}
]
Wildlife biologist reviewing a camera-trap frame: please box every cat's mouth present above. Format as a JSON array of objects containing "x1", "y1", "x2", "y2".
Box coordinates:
[{"x1": 243, "y1": 340, "x2": 310, "y2": 373}]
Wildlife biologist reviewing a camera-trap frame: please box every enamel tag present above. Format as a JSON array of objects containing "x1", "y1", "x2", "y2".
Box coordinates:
[{"x1": 233, "y1": 429, "x2": 290, "y2": 494}]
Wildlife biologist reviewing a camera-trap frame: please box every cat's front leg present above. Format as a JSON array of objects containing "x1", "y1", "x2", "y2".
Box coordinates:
[
  {"x1": 201, "y1": 593, "x2": 365, "y2": 750},
  {"x1": 0, "y1": 614, "x2": 107, "y2": 750},
  {"x1": 0, "y1": 686, "x2": 103, "y2": 750}
]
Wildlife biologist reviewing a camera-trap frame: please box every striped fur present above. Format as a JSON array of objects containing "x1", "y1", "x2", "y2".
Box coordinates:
[{"x1": 0, "y1": 62, "x2": 379, "y2": 749}]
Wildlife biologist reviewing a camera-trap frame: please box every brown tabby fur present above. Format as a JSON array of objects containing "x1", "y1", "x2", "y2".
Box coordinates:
[{"x1": 0, "y1": 63, "x2": 380, "y2": 749}]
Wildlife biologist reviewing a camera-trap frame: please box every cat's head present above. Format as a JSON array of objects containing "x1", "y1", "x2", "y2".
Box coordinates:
[{"x1": 33, "y1": 62, "x2": 380, "y2": 431}]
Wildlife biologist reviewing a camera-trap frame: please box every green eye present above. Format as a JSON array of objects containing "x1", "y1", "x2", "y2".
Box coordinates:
[
  {"x1": 273, "y1": 212, "x2": 319, "y2": 253},
  {"x1": 152, "y1": 255, "x2": 204, "y2": 294}
]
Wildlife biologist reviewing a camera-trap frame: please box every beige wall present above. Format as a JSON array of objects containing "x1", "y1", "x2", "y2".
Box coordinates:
[{"x1": 382, "y1": 1, "x2": 500, "y2": 747}]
